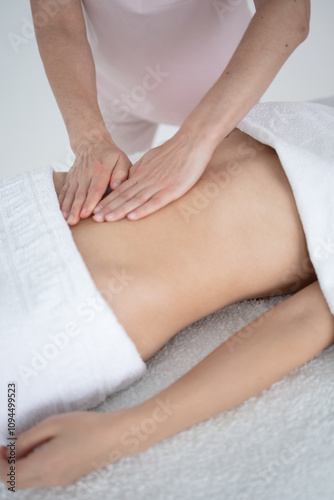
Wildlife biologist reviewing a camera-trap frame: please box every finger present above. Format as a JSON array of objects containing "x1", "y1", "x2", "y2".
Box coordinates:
[
  {"x1": 57, "y1": 185, "x2": 67, "y2": 206},
  {"x1": 60, "y1": 185, "x2": 78, "y2": 221},
  {"x1": 58, "y1": 182, "x2": 70, "y2": 215},
  {"x1": 93, "y1": 169, "x2": 152, "y2": 215},
  {"x1": 92, "y1": 177, "x2": 153, "y2": 219},
  {"x1": 0, "y1": 456, "x2": 10, "y2": 484},
  {"x1": 127, "y1": 189, "x2": 175, "y2": 220},
  {"x1": 93, "y1": 176, "x2": 140, "y2": 214},
  {"x1": 79, "y1": 171, "x2": 111, "y2": 218},
  {"x1": 109, "y1": 154, "x2": 132, "y2": 189},
  {"x1": 0, "y1": 416, "x2": 59, "y2": 490},
  {"x1": 16, "y1": 417, "x2": 58, "y2": 460},
  {"x1": 15, "y1": 439, "x2": 59, "y2": 490},
  {"x1": 66, "y1": 179, "x2": 91, "y2": 225},
  {"x1": 93, "y1": 187, "x2": 155, "y2": 222}
]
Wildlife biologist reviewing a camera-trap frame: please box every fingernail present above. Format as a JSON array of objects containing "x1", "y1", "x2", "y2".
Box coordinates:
[
  {"x1": 112, "y1": 181, "x2": 121, "y2": 188},
  {"x1": 105, "y1": 212, "x2": 115, "y2": 221},
  {"x1": 93, "y1": 213, "x2": 104, "y2": 222},
  {"x1": 94, "y1": 205, "x2": 102, "y2": 214},
  {"x1": 128, "y1": 212, "x2": 136, "y2": 219},
  {"x1": 62, "y1": 211, "x2": 68, "y2": 219},
  {"x1": 67, "y1": 215, "x2": 75, "y2": 223}
]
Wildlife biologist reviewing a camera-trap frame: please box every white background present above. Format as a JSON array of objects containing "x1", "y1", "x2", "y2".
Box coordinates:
[{"x1": 1, "y1": 0, "x2": 333, "y2": 180}]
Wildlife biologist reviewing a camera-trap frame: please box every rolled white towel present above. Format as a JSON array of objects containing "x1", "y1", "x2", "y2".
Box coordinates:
[{"x1": 0, "y1": 165, "x2": 146, "y2": 444}]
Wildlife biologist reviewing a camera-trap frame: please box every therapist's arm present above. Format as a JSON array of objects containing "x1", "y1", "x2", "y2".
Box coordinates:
[
  {"x1": 30, "y1": 0, "x2": 131, "y2": 224},
  {"x1": 180, "y1": 0, "x2": 310, "y2": 148},
  {"x1": 93, "y1": 0, "x2": 310, "y2": 222}
]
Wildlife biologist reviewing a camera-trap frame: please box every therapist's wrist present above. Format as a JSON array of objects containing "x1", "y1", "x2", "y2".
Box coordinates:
[
  {"x1": 70, "y1": 123, "x2": 114, "y2": 155},
  {"x1": 178, "y1": 114, "x2": 228, "y2": 153}
]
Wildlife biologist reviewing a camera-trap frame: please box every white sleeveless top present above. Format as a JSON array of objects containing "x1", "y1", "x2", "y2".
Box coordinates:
[{"x1": 82, "y1": 0, "x2": 252, "y2": 125}]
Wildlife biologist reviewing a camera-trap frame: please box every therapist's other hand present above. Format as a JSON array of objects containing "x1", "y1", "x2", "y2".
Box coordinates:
[
  {"x1": 92, "y1": 131, "x2": 214, "y2": 222},
  {"x1": 58, "y1": 134, "x2": 132, "y2": 226}
]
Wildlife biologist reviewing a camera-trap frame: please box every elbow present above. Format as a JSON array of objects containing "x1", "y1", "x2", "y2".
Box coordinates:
[
  {"x1": 294, "y1": 23, "x2": 309, "y2": 48},
  {"x1": 297, "y1": 19, "x2": 310, "y2": 44},
  {"x1": 296, "y1": 0, "x2": 311, "y2": 43}
]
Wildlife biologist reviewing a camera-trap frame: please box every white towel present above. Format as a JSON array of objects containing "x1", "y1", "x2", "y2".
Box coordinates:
[
  {"x1": 236, "y1": 99, "x2": 334, "y2": 315},
  {"x1": 0, "y1": 165, "x2": 146, "y2": 445}
]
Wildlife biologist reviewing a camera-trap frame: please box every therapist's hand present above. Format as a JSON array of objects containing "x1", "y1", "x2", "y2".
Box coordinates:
[
  {"x1": 92, "y1": 130, "x2": 214, "y2": 222},
  {"x1": 58, "y1": 134, "x2": 132, "y2": 225}
]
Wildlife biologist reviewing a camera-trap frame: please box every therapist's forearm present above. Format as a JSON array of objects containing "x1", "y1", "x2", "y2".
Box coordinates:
[
  {"x1": 30, "y1": 0, "x2": 108, "y2": 152},
  {"x1": 180, "y1": 0, "x2": 310, "y2": 149}
]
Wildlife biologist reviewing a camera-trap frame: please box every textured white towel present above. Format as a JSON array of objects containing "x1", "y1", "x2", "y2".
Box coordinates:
[
  {"x1": 237, "y1": 100, "x2": 334, "y2": 315},
  {"x1": 0, "y1": 165, "x2": 146, "y2": 445}
]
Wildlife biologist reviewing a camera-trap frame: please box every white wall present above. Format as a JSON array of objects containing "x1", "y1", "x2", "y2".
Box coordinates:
[{"x1": 1, "y1": 0, "x2": 333, "y2": 180}]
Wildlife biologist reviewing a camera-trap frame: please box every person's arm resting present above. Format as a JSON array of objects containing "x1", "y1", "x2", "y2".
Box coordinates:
[
  {"x1": 1, "y1": 282, "x2": 332, "y2": 489},
  {"x1": 122, "y1": 280, "x2": 333, "y2": 454}
]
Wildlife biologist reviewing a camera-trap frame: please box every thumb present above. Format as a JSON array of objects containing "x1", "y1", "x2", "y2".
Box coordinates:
[{"x1": 110, "y1": 153, "x2": 132, "y2": 189}]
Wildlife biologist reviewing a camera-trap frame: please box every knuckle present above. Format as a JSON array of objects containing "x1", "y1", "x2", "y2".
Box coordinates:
[
  {"x1": 135, "y1": 192, "x2": 148, "y2": 204},
  {"x1": 97, "y1": 163, "x2": 112, "y2": 176},
  {"x1": 113, "y1": 166, "x2": 130, "y2": 179},
  {"x1": 60, "y1": 182, "x2": 70, "y2": 193},
  {"x1": 92, "y1": 162, "x2": 107, "y2": 175},
  {"x1": 75, "y1": 163, "x2": 90, "y2": 177},
  {"x1": 118, "y1": 154, "x2": 132, "y2": 168},
  {"x1": 87, "y1": 185, "x2": 104, "y2": 197},
  {"x1": 62, "y1": 198, "x2": 74, "y2": 209},
  {"x1": 152, "y1": 193, "x2": 167, "y2": 205},
  {"x1": 66, "y1": 181, "x2": 79, "y2": 194},
  {"x1": 166, "y1": 186, "x2": 182, "y2": 199},
  {"x1": 69, "y1": 207, "x2": 81, "y2": 217},
  {"x1": 73, "y1": 190, "x2": 86, "y2": 203},
  {"x1": 152, "y1": 197, "x2": 163, "y2": 206},
  {"x1": 60, "y1": 197, "x2": 71, "y2": 207},
  {"x1": 117, "y1": 192, "x2": 130, "y2": 202}
]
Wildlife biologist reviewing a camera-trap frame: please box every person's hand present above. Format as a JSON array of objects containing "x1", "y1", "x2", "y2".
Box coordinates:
[
  {"x1": 92, "y1": 130, "x2": 215, "y2": 222},
  {"x1": 59, "y1": 133, "x2": 132, "y2": 226},
  {"x1": 0, "y1": 410, "x2": 131, "y2": 490}
]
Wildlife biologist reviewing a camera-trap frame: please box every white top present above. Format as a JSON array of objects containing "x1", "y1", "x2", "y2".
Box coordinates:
[{"x1": 82, "y1": 0, "x2": 252, "y2": 125}]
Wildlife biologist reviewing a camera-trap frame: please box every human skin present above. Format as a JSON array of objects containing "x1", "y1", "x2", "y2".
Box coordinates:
[
  {"x1": 1, "y1": 127, "x2": 333, "y2": 489},
  {"x1": 58, "y1": 128, "x2": 318, "y2": 360},
  {"x1": 30, "y1": 0, "x2": 310, "y2": 224}
]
